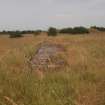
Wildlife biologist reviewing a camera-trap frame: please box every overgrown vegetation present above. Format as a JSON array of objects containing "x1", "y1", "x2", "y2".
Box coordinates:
[{"x1": 0, "y1": 34, "x2": 105, "y2": 105}]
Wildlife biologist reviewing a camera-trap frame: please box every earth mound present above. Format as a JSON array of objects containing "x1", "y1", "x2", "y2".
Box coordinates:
[{"x1": 30, "y1": 42, "x2": 68, "y2": 71}]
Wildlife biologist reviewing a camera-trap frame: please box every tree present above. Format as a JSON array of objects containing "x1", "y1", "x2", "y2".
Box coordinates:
[
  {"x1": 59, "y1": 27, "x2": 89, "y2": 34},
  {"x1": 73, "y1": 27, "x2": 89, "y2": 34},
  {"x1": 59, "y1": 28, "x2": 73, "y2": 34},
  {"x1": 47, "y1": 27, "x2": 57, "y2": 36}
]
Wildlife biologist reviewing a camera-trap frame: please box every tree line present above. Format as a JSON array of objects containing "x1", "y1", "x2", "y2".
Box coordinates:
[
  {"x1": 0, "y1": 26, "x2": 105, "y2": 38},
  {"x1": 0, "y1": 30, "x2": 42, "y2": 38},
  {"x1": 91, "y1": 26, "x2": 105, "y2": 32},
  {"x1": 47, "y1": 26, "x2": 105, "y2": 36}
]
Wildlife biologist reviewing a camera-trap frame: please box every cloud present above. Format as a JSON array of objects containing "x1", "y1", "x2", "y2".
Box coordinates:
[{"x1": 0, "y1": 0, "x2": 105, "y2": 30}]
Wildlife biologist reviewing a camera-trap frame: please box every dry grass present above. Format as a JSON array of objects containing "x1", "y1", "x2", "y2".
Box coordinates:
[{"x1": 0, "y1": 32, "x2": 105, "y2": 105}]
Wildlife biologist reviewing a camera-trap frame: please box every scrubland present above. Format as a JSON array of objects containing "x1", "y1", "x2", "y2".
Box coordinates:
[{"x1": 0, "y1": 32, "x2": 105, "y2": 105}]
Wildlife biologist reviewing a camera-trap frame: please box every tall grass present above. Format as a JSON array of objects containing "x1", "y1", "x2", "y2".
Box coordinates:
[{"x1": 0, "y1": 33, "x2": 105, "y2": 105}]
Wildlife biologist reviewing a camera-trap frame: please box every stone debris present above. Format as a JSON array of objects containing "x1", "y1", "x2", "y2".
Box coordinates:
[{"x1": 30, "y1": 42, "x2": 67, "y2": 71}]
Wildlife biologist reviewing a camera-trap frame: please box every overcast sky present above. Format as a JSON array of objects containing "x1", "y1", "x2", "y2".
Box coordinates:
[{"x1": 0, "y1": 0, "x2": 105, "y2": 30}]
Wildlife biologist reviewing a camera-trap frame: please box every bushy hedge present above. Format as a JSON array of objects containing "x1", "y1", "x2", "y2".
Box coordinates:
[
  {"x1": 59, "y1": 27, "x2": 89, "y2": 34},
  {"x1": 91, "y1": 26, "x2": 105, "y2": 32},
  {"x1": 47, "y1": 27, "x2": 57, "y2": 36}
]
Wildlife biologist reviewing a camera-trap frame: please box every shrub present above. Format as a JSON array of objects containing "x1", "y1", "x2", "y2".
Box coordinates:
[
  {"x1": 48, "y1": 27, "x2": 57, "y2": 36},
  {"x1": 9, "y1": 31, "x2": 23, "y2": 38}
]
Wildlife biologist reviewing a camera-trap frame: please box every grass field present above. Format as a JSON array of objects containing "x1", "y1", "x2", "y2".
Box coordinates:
[{"x1": 0, "y1": 32, "x2": 105, "y2": 105}]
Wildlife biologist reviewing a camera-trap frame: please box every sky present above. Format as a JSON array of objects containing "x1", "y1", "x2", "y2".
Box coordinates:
[{"x1": 0, "y1": 0, "x2": 105, "y2": 30}]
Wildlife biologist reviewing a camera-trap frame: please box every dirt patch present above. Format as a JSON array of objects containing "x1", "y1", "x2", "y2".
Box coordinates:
[{"x1": 30, "y1": 42, "x2": 68, "y2": 71}]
